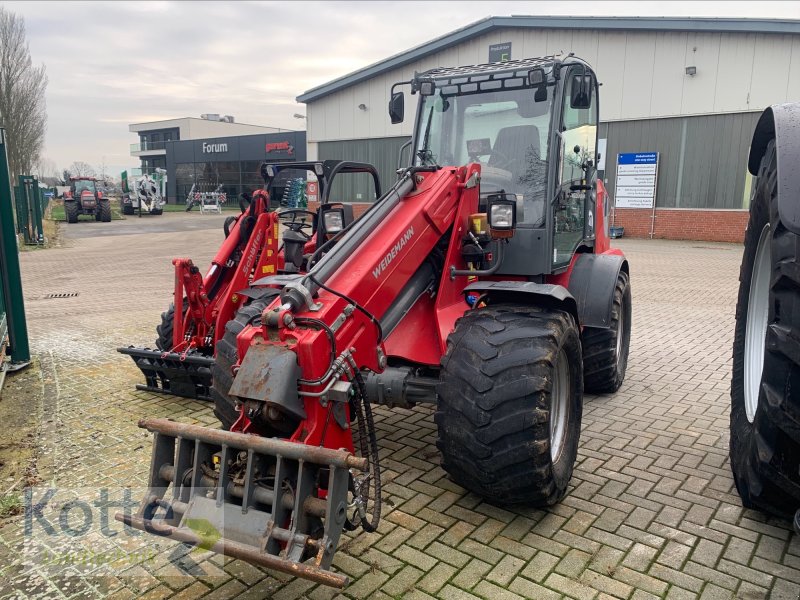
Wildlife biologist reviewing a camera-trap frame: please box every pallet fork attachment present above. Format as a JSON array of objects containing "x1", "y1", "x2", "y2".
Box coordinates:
[{"x1": 116, "y1": 418, "x2": 366, "y2": 588}]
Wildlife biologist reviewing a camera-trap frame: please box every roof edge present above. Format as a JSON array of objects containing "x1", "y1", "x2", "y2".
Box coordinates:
[{"x1": 297, "y1": 15, "x2": 800, "y2": 104}]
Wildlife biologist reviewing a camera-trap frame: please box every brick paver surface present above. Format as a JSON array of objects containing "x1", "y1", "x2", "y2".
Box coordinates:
[{"x1": 2, "y1": 216, "x2": 798, "y2": 600}]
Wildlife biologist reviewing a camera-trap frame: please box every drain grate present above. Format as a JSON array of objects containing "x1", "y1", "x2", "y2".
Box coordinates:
[{"x1": 45, "y1": 292, "x2": 79, "y2": 299}]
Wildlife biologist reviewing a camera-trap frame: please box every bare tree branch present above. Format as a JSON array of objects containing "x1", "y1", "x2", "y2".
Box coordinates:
[
  {"x1": 68, "y1": 161, "x2": 96, "y2": 178},
  {"x1": 0, "y1": 6, "x2": 48, "y2": 181}
]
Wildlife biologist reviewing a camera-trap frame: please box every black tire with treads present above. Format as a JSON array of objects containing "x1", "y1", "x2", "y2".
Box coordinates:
[
  {"x1": 730, "y1": 139, "x2": 800, "y2": 518},
  {"x1": 436, "y1": 304, "x2": 583, "y2": 505},
  {"x1": 155, "y1": 300, "x2": 189, "y2": 352},
  {"x1": 99, "y1": 199, "x2": 112, "y2": 222},
  {"x1": 582, "y1": 271, "x2": 632, "y2": 393},
  {"x1": 65, "y1": 201, "x2": 79, "y2": 223},
  {"x1": 212, "y1": 290, "x2": 281, "y2": 431}
]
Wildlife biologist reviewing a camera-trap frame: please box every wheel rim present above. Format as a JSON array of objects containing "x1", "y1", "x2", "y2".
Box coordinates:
[
  {"x1": 550, "y1": 349, "x2": 570, "y2": 462},
  {"x1": 744, "y1": 223, "x2": 772, "y2": 423}
]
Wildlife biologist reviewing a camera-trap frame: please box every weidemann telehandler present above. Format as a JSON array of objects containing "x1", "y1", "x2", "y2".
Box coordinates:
[{"x1": 118, "y1": 55, "x2": 632, "y2": 588}]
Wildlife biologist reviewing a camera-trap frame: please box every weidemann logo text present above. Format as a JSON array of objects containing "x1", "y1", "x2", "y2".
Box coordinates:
[{"x1": 373, "y1": 227, "x2": 414, "y2": 279}]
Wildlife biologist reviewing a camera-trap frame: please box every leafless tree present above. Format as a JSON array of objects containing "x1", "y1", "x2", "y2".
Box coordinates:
[
  {"x1": 0, "y1": 7, "x2": 48, "y2": 181},
  {"x1": 34, "y1": 154, "x2": 55, "y2": 179},
  {"x1": 68, "y1": 161, "x2": 96, "y2": 178},
  {"x1": 96, "y1": 157, "x2": 107, "y2": 181}
]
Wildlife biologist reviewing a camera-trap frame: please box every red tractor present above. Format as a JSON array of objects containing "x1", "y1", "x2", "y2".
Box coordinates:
[
  {"x1": 119, "y1": 55, "x2": 632, "y2": 588},
  {"x1": 63, "y1": 176, "x2": 111, "y2": 223},
  {"x1": 118, "y1": 161, "x2": 376, "y2": 401}
]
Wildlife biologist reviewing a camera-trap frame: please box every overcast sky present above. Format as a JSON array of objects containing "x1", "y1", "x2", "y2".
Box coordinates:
[{"x1": 5, "y1": 0, "x2": 800, "y2": 176}]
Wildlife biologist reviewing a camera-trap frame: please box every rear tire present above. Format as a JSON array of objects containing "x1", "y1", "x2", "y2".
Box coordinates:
[
  {"x1": 436, "y1": 304, "x2": 583, "y2": 505},
  {"x1": 582, "y1": 271, "x2": 632, "y2": 393},
  {"x1": 99, "y1": 199, "x2": 112, "y2": 222},
  {"x1": 212, "y1": 291, "x2": 281, "y2": 431},
  {"x1": 122, "y1": 204, "x2": 135, "y2": 215},
  {"x1": 730, "y1": 139, "x2": 800, "y2": 518},
  {"x1": 65, "y1": 201, "x2": 79, "y2": 223}
]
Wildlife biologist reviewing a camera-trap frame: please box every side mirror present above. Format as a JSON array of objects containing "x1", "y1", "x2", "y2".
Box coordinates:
[
  {"x1": 389, "y1": 91, "x2": 404, "y2": 124},
  {"x1": 570, "y1": 74, "x2": 592, "y2": 109}
]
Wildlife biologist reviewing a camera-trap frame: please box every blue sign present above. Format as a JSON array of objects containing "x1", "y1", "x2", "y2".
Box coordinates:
[{"x1": 617, "y1": 152, "x2": 657, "y2": 165}]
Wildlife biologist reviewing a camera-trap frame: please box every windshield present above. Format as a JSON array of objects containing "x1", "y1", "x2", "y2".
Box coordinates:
[
  {"x1": 414, "y1": 85, "x2": 553, "y2": 226},
  {"x1": 73, "y1": 180, "x2": 96, "y2": 194}
]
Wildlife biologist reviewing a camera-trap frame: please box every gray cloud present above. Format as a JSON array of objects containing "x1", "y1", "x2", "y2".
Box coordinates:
[{"x1": 5, "y1": 0, "x2": 799, "y2": 174}]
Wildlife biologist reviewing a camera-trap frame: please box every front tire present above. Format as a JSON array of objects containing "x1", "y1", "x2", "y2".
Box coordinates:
[
  {"x1": 64, "y1": 201, "x2": 79, "y2": 223},
  {"x1": 99, "y1": 199, "x2": 112, "y2": 222},
  {"x1": 436, "y1": 304, "x2": 583, "y2": 505},
  {"x1": 155, "y1": 301, "x2": 185, "y2": 352},
  {"x1": 582, "y1": 271, "x2": 632, "y2": 393},
  {"x1": 212, "y1": 291, "x2": 281, "y2": 431},
  {"x1": 730, "y1": 139, "x2": 800, "y2": 517}
]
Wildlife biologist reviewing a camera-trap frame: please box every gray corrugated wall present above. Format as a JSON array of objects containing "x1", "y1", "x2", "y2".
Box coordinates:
[
  {"x1": 601, "y1": 111, "x2": 760, "y2": 209},
  {"x1": 319, "y1": 137, "x2": 411, "y2": 201},
  {"x1": 321, "y1": 112, "x2": 759, "y2": 209}
]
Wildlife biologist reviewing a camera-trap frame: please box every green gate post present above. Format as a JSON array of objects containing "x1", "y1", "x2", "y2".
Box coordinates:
[
  {"x1": 31, "y1": 177, "x2": 44, "y2": 244},
  {"x1": 19, "y1": 176, "x2": 40, "y2": 245},
  {"x1": 13, "y1": 183, "x2": 25, "y2": 235},
  {"x1": 0, "y1": 128, "x2": 31, "y2": 366}
]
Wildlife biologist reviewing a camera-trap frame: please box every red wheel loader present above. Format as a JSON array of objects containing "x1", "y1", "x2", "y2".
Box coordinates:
[
  {"x1": 117, "y1": 161, "x2": 378, "y2": 400},
  {"x1": 118, "y1": 56, "x2": 632, "y2": 588}
]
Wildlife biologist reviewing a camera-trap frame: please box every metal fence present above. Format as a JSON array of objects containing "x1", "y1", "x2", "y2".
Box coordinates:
[
  {"x1": 0, "y1": 128, "x2": 31, "y2": 377},
  {"x1": 14, "y1": 175, "x2": 49, "y2": 245}
]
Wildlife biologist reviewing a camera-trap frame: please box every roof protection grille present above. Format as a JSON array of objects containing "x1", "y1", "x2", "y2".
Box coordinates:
[
  {"x1": 417, "y1": 55, "x2": 558, "y2": 81},
  {"x1": 417, "y1": 56, "x2": 560, "y2": 97}
]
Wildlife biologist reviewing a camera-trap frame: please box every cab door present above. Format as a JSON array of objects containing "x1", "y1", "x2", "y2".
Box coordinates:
[{"x1": 552, "y1": 67, "x2": 598, "y2": 268}]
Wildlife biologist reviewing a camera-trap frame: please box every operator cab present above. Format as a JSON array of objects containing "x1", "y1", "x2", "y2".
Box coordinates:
[
  {"x1": 69, "y1": 177, "x2": 98, "y2": 198},
  {"x1": 393, "y1": 56, "x2": 599, "y2": 277}
]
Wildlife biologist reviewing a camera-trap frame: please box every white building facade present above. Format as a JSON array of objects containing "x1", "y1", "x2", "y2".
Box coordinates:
[{"x1": 298, "y1": 16, "x2": 800, "y2": 240}]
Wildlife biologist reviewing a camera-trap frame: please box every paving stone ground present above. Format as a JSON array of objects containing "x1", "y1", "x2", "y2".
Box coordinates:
[{"x1": 1, "y1": 214, "x2": 798, "y2": 600}]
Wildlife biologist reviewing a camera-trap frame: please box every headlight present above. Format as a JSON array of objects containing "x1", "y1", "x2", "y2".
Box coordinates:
[
  {"x1": 487, "y1": 195, "x2": 517, "y2": 239},
  {"x1": 322, "y1": 209, "x2": 345, "y2": 234}
]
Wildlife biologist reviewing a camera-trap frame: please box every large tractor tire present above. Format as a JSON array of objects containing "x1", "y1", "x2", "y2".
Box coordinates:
[
  {"x1": 99, "y1": 199, "x2": 112, "y2": 222},
  {"x1": 64, "y1": 201, "x2": 79, "y2": 223},
  {"x1": 212, "y1": 290, "x2": 281, "y2": 431},
  {"x1": 582, "y1": 271, "x2": 632, "y2": 393},
  {"x1": 730, "y1": 139, "x2": 800, "y2": 518},
  {"x1": 436, "y1": 304, "x2": 583, "y2": 505}
]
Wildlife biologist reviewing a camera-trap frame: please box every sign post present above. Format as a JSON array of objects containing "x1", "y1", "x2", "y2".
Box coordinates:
[{"x1": 615, "y1": 152, "x2": 659, "y2": 237}]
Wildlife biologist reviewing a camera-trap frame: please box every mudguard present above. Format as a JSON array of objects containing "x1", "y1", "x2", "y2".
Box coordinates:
[
  {"x1": 748, "y1": 103, "x2": 800, "y2": 235},
  {"x1": 463, "y1": 281, "x2": 580, "y2": 325},
  {"x1": 566, "y1": 253, "x2": 628, "y2": 329}
]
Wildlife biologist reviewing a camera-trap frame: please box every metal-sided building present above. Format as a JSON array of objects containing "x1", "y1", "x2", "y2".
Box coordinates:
[{"x1": 297, "y1": 16, "x2": 800, "y2": 241}]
